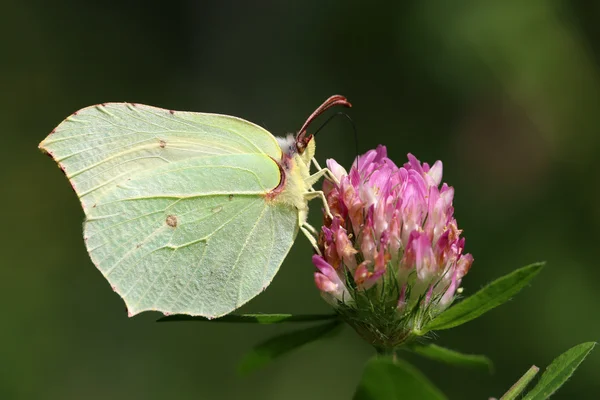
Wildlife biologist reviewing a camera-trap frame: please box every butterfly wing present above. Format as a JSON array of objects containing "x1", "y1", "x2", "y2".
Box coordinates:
[
  {"x1": 84, "y1": 154, "x2": 298, "y2": 318},
  {"x1": 40, "y1": 104, "x2": 298, "y2": 318},
  {"x1": 39, "y1": 103, "x2": 282, "y2": 211}
]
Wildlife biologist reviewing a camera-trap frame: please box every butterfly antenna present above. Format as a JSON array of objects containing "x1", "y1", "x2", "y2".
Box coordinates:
[
  {"x1": 296, "y1": 95, "x2": 352, "y2": 154},
  {"x1": 312, "y1": 111, "x2": 359, "y2": 171}
]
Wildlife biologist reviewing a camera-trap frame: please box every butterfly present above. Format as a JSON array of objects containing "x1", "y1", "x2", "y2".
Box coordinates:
[{"x1": 39, "y1": 95, "x2": 351, "y2": 318}]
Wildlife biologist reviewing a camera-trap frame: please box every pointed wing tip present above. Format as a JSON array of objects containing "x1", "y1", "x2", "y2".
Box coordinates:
[
  {"x1": 38, "y1": 137, "x2": 51, "y2": 152},
  {"x1": 39, "y1": 142, "x2": 56, "y2": 161},
  {"x1": 39, "y1": 126, "x2": 61, "y2": 154}
]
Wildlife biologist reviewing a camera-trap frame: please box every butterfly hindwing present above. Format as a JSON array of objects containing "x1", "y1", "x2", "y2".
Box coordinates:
[{"x1": 84, "y1": 153, "x2": 298, "y2": 318}]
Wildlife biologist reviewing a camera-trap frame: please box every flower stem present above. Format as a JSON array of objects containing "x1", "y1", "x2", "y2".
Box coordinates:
[
  {"x1": 375, "y1": 347, "x2": 398, "y2": 362},
  {"x1": 499, "y1": 365, "x2": 539, "y2": 400}
]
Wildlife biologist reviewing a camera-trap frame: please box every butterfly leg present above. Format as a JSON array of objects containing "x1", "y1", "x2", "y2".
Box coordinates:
[
  {"x1": 304, "y1": 190, "x2": 333, "y2": 219},
  {"x1": 302, "y1": 222, "x2": 319, "y2": 236},
  {"x1": 298, "y1": 211, "x2": 321, "y2": 254},
  {"x1": 311, "y1": 159, "x2": 339, "y2": 184},
  {"x1": 300, "y1": 225, "x2": 322, "y2": 255},
  {"x1": 306, "y1": 167, "x2": 329, "y2": 187}
]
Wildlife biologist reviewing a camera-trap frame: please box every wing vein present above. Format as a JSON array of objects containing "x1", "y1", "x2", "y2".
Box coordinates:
[
  {"x1": 127, "y1": 229, "x2": 179, "y2": 311},
  {"x1": 206, "y1": 202, "x2": 270, "y2": 310}
]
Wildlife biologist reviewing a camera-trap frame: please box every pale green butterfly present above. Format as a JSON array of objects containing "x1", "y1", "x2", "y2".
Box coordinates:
[{"x1": 39, "y1": 95, "x2": 351, "y2": 318}]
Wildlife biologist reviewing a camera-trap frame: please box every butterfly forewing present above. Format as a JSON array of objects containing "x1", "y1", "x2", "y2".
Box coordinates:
[{"x1": 40, "y1": 103, "x2": 282, "y2": 211}]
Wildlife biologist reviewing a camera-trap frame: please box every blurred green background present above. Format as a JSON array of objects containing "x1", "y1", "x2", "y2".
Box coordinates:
[{"x1": 2, "y1": 0, "x2": 599, "y2": 399}]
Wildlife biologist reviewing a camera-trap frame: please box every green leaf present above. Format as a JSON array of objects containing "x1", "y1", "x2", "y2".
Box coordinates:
[
  {"x1": 500, "y1": 365, "x2": 539, "y2": 400},
  {"x1": 407, "y1": 343, "x2": 493, "y2": 372},
  {"x1": 421, "y1": 262, "x2": 544, "y2": 333},
  {"x1": 354, "y1": 357, "x2": 447, "y2": 400},
  {"x1": 238, "y1": 320, "x2": 342, "y2": 375},
  {"x1": 157, "y1": 313, "x2": 339, "y2": 324},
  {"x1": 523, "y1": 342, "x2": 596, "y2": 400}
]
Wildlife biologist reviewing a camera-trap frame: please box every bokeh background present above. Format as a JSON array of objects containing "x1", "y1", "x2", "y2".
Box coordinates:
[{"x1": 2, "y1": 1, "x2": 599, "y2": 399}]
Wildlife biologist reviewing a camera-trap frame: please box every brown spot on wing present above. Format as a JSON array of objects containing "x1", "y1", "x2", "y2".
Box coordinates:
[{"x1": 166, "y1": 215, "x2": 178, "y2": 227}]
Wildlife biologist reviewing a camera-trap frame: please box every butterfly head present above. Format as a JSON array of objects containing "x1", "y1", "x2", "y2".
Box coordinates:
[{"x1": 276, "y1": 133, "x2": 315, "y2": 167}]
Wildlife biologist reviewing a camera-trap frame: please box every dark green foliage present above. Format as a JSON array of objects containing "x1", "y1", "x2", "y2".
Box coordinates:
[
  {"x1": 237, "y1": 321, "x2": 343, "y2": 375},
  {"x1": 422, "y1": 263, "x2": 544, "y2": 333},
  {"x1": 354, "y1": 357, "x2": 447, "y2": 400}
]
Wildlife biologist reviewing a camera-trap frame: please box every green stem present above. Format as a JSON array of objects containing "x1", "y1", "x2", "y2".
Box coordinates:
[
  {"x1": 375, "y1": 347, "x2": 398, "y2": 362},
  {"x1": 499, "y1": 365, "x2": 539, "y2": 400},
  {"x1": 157, "y1": 313, "x2": 339, "y2": 324}
]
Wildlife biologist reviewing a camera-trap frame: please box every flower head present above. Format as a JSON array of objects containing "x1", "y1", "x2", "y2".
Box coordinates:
[{"x1": 313, "y1": 146, "x2": 473, "y2": 349}]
